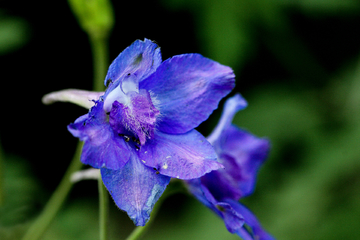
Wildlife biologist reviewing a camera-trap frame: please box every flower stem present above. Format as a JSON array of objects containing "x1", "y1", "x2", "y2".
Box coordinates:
[
  {"x1": 0, "y1": 138, "x2": 4, "y2": 206},
  {"x1": 21, "y1": 142, "x2": 84, "y2": 240},
  {"x1": 89, "y1": 34, "x2": 109, "y2": 240},
  {"x1": 98, "y1": 177, "x2": 109, "y2": 240},
  {"x1": 90, "y1": 35, "x2": 108, "y2": 92},
  {"x1": 22, "y1": 4, "x2": 110, "y2": 240}
]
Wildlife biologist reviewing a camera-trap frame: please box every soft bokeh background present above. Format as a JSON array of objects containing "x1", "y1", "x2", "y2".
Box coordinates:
[{"x1": 1, "y1": 0, "x2": 360, "y2": 239}]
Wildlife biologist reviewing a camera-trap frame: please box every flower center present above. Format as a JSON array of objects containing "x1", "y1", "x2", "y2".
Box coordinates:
[{"x1": 104, "y1": 77, "x2": 159, "y2": 146}]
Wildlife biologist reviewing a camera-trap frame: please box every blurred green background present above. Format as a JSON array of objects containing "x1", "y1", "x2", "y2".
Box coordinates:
[{"x1": 1, "y1": 0, "x2": 360, "y2": 239}]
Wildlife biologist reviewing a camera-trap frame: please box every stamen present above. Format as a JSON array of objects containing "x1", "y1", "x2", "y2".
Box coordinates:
[
  {"x1": 118, "y1": 134, "x2": 130, "y2": 142},
  {"x1": 132, "y1": 137, "x2": 141, "y2": 145}
]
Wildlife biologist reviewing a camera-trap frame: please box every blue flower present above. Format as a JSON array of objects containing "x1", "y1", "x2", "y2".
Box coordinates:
[
  {"x1": 67, "y1": 39, "x2": 235, "y2": 225},
  {"x1": 186, "y1": 94, "x2": 274, "y2": 240}
]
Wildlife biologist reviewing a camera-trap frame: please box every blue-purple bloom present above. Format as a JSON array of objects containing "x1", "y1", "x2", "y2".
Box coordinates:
[
  {"x1": 186, "y1": 94, "x2": 274, "y2": 240},
  {"x1": 67, "y1": 39, "x2": 235, "y2": 225}
]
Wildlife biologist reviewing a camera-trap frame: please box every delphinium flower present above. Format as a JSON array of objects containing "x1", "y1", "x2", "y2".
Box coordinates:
[
  {"x1": 61, "y1": 39, "x2": 235, "y2": 226},
  {"x1": 186, "y1": 94, "x2": 274, "y2": 240}
]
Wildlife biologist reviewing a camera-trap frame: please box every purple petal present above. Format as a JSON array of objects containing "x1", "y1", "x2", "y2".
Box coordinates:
[
  {"x1": 186, "y1": 179, "x2": 219, "y2": 213},
  {"x1": 221, "y1": 126, "x2": 270, "y2": 197},
  {"x1": 200, "y1": 154, "x2": 242, "y2": 200},
  {"x1": 202, "y1": 126, "x2": 270, "y2": 200},
  {"x1": 104, "y1": 39, "x2": 161, "y2": 95},
  {"x1": 138, "y1": 130, "x2": 223, "y2": 180},
  {"x1": 140, "y1": 54, "x2": 235, "y2": 134},
  {"x1": 67, "y1": 101, "x2": 130, "y2": 169},
  {"x1": 218, "y1": 202, "x2": 246, "y2": 233},
  {"x1": 225, "y1": 199, "x2": 275, "y2": 240},
  {"x1": 186, "y1": 179, "x2": 244, "y2": 233},
  {"x1": 101, "y1": 155, "x2": 170, "y2": 226},
  {"x1": 207, "y1": 93, "x2": 248, "y2": 144}
]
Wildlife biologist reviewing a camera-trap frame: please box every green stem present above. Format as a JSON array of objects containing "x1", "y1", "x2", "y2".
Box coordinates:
[
  {"x1": 98, "y1": 178, "x2": 109, "y2": 240},
  {"x1": 90, "y1": 34, "x2": 109, "y2": 240},
  {"x1": 0, "y1": 138, "x2": 4, "y2": 206},
  {"x1": 90, "y1": 35, "x2": 108, "y2": 92},
  {"x1": 22, "y1": 7, "x2": 110, "y2": 240},
  {"x1": 21, "y1": 142, "x2": 84, "y2": 240}
]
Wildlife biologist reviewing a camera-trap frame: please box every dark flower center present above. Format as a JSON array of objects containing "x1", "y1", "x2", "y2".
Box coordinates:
[{"x1": 107, "y1": 86, "x2": 160, "y2": 146}]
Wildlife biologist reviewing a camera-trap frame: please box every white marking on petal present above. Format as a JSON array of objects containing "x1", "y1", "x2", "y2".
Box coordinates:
[
  {"x1": 148, "y1": 90, "x2": 161, "y2": 108},
  {"x1": 103, "y1": 85, "x2": 129, "y2": 112},
  {"x1": 145, "y1": 184, "x2": 162, "y2": 208},
  {"x1": 162, "y1": 162, "x2": 168, "y2": 170},
  {"x1": 122, "y1": 77, "x2": 139, "y2": 93}
]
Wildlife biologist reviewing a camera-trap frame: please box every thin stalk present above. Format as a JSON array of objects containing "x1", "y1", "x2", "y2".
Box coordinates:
[
  {"x1": 21, "y1": 142, "x2": 84, "y2": 240},
  {"x1": 22, "y1": 7, "x2": 110, "y2": 240},
  {"x1": 0, "y1": 138, "x2": 4, "y2": 206},
  {"x1": 90, "y1": 35, "x2": 108, "y2": 92},
  {"x1": 98, "y1": 178, "x2": 109, "y2": 240},
  {"x1": 90, "y1": 34, "x2": 109, "y2": 240}
]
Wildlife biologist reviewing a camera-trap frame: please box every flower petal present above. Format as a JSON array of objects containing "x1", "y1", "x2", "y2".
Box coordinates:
[
  {"x1": 101, "y1": 155, "x2": 171, "y2": 226},
  {"x1": 202, "y1": 126, "x2": 270, "y2": 200},
  {"x1": 221, "y1": 126, "x2": 270, "y2": 197},
  {"x1": 186, "y1": 179, "x2": 219, "y2": 212},
  {"x1": 138, "y1": 130, "x2": 223, "y2": 179},
  {"x1": 67, "y1": 101, "x2": 130, "y2": 169},
  {"x1": 200, "y1": 154, "x2": 242, "y2": 201},
  {"x1": 42, "y1": 89, "x2": 104, "y2": 109},
  {"x1": 218, "y1": 202, "x2": 246, "y2": 233},
  {"x1": 140, "y1": 54, "x2": 235, "y2": 134},
  {"x1": 104, "y1": 39, "x2": 161, "y2": 92},
  {"x1": 207, "y1": 93, "x2": 248, "y2": 144},
  {"x1": 225, "y1": 199, "x2": 275, "y2": 240},
  {"x1": 186, "y1": 179, "x2": 244, "y2": 233}
]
